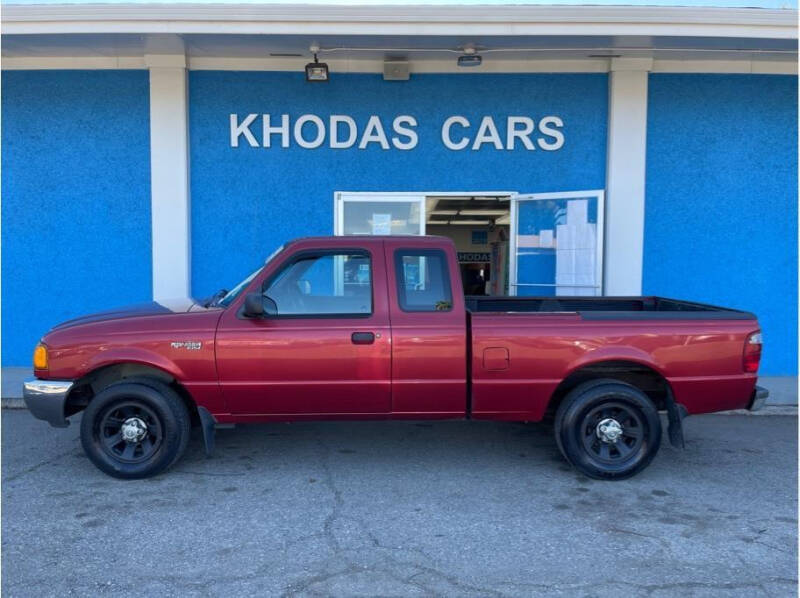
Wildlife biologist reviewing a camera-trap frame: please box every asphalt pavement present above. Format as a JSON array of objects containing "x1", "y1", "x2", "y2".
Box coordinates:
[{"x1": 2, "y1": 410, "x2": 797, "y2": 597}]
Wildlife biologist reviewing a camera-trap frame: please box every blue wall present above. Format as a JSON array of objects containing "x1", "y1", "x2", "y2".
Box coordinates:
[
  {"x1": 1, "y1": 70, "x2": 152, "y2": 366},
  {"x1": 644, "y1": 74, "x2": 798, "y2": 375},
  {"x1": 189, "y1": 72, "x2": 608, "y2": 298}
]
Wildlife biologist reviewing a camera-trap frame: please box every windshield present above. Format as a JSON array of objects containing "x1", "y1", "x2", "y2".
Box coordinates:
[{"x1": 218, "y1": 245, "x2": 284, "y2": 308}]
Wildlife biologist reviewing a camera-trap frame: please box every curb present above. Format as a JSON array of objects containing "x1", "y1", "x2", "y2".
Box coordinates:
[{"x1": 713, "y1": 406, "x2": 797, "y2": 416}]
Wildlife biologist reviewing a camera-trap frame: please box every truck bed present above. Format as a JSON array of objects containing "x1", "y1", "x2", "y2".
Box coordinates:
[{"x1": 464, "y1": 296, "x2": 755, "y2": 320}]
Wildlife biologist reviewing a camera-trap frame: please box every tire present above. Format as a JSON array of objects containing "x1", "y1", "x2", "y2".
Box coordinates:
[
  {"x1": 554, "y1": 379, "x2": 662, "y2": 480},
  {"x1": 80, "y1": 380, "x2": 190, "y2": 479}
]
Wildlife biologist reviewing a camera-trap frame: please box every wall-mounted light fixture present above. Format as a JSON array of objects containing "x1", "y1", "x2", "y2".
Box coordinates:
[
  {"x1": 457, "y1": 45, "x2": 482, "y2": 67},
  {"x1": 305, "y1": 44, "x2": 329, "y2": 82},
  {"x1": 383, "y1": 58, "x2": 410, "y2": 81}
]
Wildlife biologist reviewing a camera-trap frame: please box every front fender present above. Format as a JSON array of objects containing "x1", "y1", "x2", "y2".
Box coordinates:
[{"x1": 82, "y1": 347, "x2": 186, "y2": 381}]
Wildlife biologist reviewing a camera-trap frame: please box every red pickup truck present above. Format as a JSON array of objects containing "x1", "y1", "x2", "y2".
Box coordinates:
[{"x1": 23, "y1": 235, "x2": 767, "y2": 480}]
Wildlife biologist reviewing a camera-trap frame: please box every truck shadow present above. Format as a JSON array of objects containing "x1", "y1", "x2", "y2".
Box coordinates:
[{"x1": 176, "y1": 419, "x2": 581, "y2": 479}]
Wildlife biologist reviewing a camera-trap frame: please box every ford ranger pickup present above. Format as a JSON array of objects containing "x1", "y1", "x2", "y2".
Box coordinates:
[{"x1": 23, "y1": 236, "x2": 768, "y2": 480}]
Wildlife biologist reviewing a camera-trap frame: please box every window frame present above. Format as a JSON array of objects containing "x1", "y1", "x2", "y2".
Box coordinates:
[
  {"x1": 247, "y1": 248, "x2": 375, "y2": 319},
  {"x1": 393, "y1": 248, "x2": 454, "y2": 313}
]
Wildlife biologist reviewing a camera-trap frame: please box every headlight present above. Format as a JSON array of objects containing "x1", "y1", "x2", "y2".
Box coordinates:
[{"x1": 33, "y1": 343, "x2": 48, "y2": 370}]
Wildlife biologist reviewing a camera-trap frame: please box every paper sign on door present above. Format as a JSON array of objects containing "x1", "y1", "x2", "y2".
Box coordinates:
[{"x1": 372, "y1": 213, "x2": 391, "y2": 235}]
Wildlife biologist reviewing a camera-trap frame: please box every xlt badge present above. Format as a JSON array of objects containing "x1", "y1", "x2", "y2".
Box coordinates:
[{"x1": 171, "y1": 341, "x2": 202, "y2": 350}]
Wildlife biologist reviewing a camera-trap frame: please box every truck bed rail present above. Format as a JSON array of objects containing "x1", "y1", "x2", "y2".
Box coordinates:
[{"x1": 464, "y1": 296, "x2": 756, "y2": 320}]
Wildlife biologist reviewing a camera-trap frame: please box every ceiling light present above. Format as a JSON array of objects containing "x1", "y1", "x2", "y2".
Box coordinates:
[
  {"x1": 459, "y1": 210, "x2": 508, "y2": 216},
  {"x1": 305, "y1": 45, "x2": 329, "y2": 82},
  {"x1": 448, "y1": 220, "x2": 491, "y2": 225},
  {"x1": 430, "y1": 210, "x2": 458, "y2": 216}
]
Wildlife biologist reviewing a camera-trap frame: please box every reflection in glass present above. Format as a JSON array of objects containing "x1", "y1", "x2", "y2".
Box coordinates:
[
  {"x1": 516, "y1": 197, "x2": 599, "y2": 296},
  {"x1": 343, "y1": 201, "x2": 421, "y2": 235}
]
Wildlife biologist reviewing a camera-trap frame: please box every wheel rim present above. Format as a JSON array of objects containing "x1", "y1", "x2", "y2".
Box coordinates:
[
  {"x1": 580, "y1": 401, "x2": 645, "y2": 465},
  {"x1": 97, "y1": 401, "x2": 163, "y2": 464}
]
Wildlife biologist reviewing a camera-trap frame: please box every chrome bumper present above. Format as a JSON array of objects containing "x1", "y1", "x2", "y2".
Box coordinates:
[
  {"x1": 749, "y1": 385, "x2": 769, "y2": 412},
  {"x1": 22, "y1": 378, "x2": 74, "y2": 428}
]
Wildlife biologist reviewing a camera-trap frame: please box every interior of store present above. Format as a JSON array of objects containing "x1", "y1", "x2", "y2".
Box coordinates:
[{"x1": 424, "y1": 195, "x2": 511, "y2": 297}]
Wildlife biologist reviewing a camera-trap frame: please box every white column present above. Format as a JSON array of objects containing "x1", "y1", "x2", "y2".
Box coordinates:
[
  {"x1": 146, "y1": 36, "x2": 191, "y2": 301},
  {"x1": 604, "y1": 57, "x2": 652, "y2": 296}
]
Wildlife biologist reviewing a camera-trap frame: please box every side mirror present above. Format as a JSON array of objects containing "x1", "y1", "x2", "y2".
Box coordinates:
[
  {"x1": 243, "y1": 293, "x2": 264, "y2": 318},
  {"x1": 262, "y1": 295, "x2": 278, "y2": 316}
]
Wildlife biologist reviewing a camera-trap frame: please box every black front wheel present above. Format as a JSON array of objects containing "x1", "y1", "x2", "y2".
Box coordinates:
[
  {"x1": 80, "y1": 380, "x2": 190, "y2": 479},
  {"x1": 555, "y1": 379, "x2": 662, "y2": 480}
]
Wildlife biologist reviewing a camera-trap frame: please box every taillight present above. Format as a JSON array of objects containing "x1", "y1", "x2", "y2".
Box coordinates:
[{"x1": 743, "y1": 331, "x2": 762, "y2": 373}]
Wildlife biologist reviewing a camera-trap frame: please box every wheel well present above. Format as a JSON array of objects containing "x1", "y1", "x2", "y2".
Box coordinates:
[
  {"x1": 65, "y1": 362, "x2": 200, "y2": 425},
  {"x1": 546, "y1": 361, "x2": 671, "y2": 418}
]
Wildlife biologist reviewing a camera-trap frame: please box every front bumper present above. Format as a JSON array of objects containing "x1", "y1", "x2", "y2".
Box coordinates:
[
  {"x1": 22, "y1": 377, "x2": 74, "y2": 428},
  {"x1": 749, "y1": 385, "x2": 769, "y2": 412}
]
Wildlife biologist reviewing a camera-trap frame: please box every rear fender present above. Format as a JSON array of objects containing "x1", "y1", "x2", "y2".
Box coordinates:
[{"x1": 564, "y1": 346, "x2": 665, "y2": 380}]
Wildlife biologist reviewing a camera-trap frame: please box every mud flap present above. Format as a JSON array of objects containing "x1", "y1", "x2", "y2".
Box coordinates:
[
  {"x1": 664, "y1": 391, "x2": 688, "y2": 449},
  {"x1": 197, "y1": 406, "x2": 217, "y2": 456}
]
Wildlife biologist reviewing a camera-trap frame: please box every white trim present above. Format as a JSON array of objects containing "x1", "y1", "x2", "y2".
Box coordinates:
[
  {"x1": 604, "y1": 65, "x2": 648, "y2": 296},
  {"x1": 149, "y1": 64, "x2": 191, "y2": 300},
  {"x1": 1, "y1": 56, "x2": 147, "y2": 70},
  {"x1": 652, "y1": 58, "x2": 798, "y2": 74},
  {"x1": 144, "y1": 53, "x2": 187, "y2": 69},
  {"x1": 509, "y1": 190, "x2": 605, "y2": 297},
  {"x1": 509, "y1": 195, "x2": 518, "y2": 296},
  {"x1": 610, "y1": 57, "x2": 654, "y2": 72},
  {"x1": 188, "y1": 56, "x2": 612, "y2": 73},
  {"x1": 3, "y1": 54, "x2": 796, "y2": 75},
  {"x1": 2, "y1": 5, "x2": 796, "y2": 39}
]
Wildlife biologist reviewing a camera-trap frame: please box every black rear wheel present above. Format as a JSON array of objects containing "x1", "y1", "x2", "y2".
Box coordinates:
[
  {"x1": 555, "y1": 379, "x2": 662, "y2": 480},
  {"x1": 80, "y1": 380, "x2": 190, "y2": 479}
]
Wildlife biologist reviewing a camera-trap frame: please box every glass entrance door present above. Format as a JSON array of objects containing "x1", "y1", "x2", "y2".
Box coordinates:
[
  {"x1": 510, "y1": 191, "x2": 605, "y2": 296},
  {"x1": 335, "y1": 192, "x2": 425, "y2": 236}
]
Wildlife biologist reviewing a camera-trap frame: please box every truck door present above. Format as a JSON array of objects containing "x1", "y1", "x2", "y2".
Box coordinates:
[
  {"x1": 384, "y1": 240, "x2": 467, "y2": 416},
  {"x1": 215, "y1": 241, "x2": 391, "y2": 416}
]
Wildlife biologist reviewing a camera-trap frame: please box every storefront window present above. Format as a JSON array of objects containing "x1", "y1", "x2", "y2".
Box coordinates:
[{"x1": 336, "y1": 193, "x2": 425, "y2": 236}]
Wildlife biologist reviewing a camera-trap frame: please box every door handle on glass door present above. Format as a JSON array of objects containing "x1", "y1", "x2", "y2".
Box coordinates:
[{"x1": 351, "y1": 332, "x2": 375, "y2": 345}]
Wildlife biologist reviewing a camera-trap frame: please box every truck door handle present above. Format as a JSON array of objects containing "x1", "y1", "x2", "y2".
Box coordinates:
[{"x1": 351, "y1": 332, "x2": 375, "y2": 345}]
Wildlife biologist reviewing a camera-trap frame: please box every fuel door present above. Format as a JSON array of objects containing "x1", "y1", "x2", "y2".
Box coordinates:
[{"x1": 483, "y1": 347, "x2": 510, "y2": 371}]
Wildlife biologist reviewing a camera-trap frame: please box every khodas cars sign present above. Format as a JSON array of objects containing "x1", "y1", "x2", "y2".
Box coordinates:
[{"x1": 229, "y1": 113, "x2": 565, "y2": 151}]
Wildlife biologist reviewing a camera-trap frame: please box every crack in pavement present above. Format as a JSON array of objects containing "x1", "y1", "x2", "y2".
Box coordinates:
[{"x1": 3, "y1": 446, "x2": 83, "y2": 483}]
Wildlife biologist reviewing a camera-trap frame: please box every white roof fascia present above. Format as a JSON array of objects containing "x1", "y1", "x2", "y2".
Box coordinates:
[{"x1": 1, "y1": 4, "x2": 797, "y2": 39}]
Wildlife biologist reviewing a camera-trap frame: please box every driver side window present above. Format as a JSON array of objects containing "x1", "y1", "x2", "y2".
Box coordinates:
[{"x1": 264, "y1": 252, "x2": 372, "y2": 316}]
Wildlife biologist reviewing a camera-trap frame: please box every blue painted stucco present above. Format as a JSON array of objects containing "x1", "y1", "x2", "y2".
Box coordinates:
[
  {"x1": 189, "y1": 71, "x2": 608, "y2": 298},
  {"x1": 644, "y1": 74, "x2": 798, "y2": 375},
  {"x1": 1, "y1": 70, "x2": 152, "y2": 366}
]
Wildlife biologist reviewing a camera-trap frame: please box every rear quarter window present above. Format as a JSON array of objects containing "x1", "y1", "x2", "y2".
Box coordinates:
[{"x1": 394, "y1": 249, "x2": 453, "y2": 312}]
